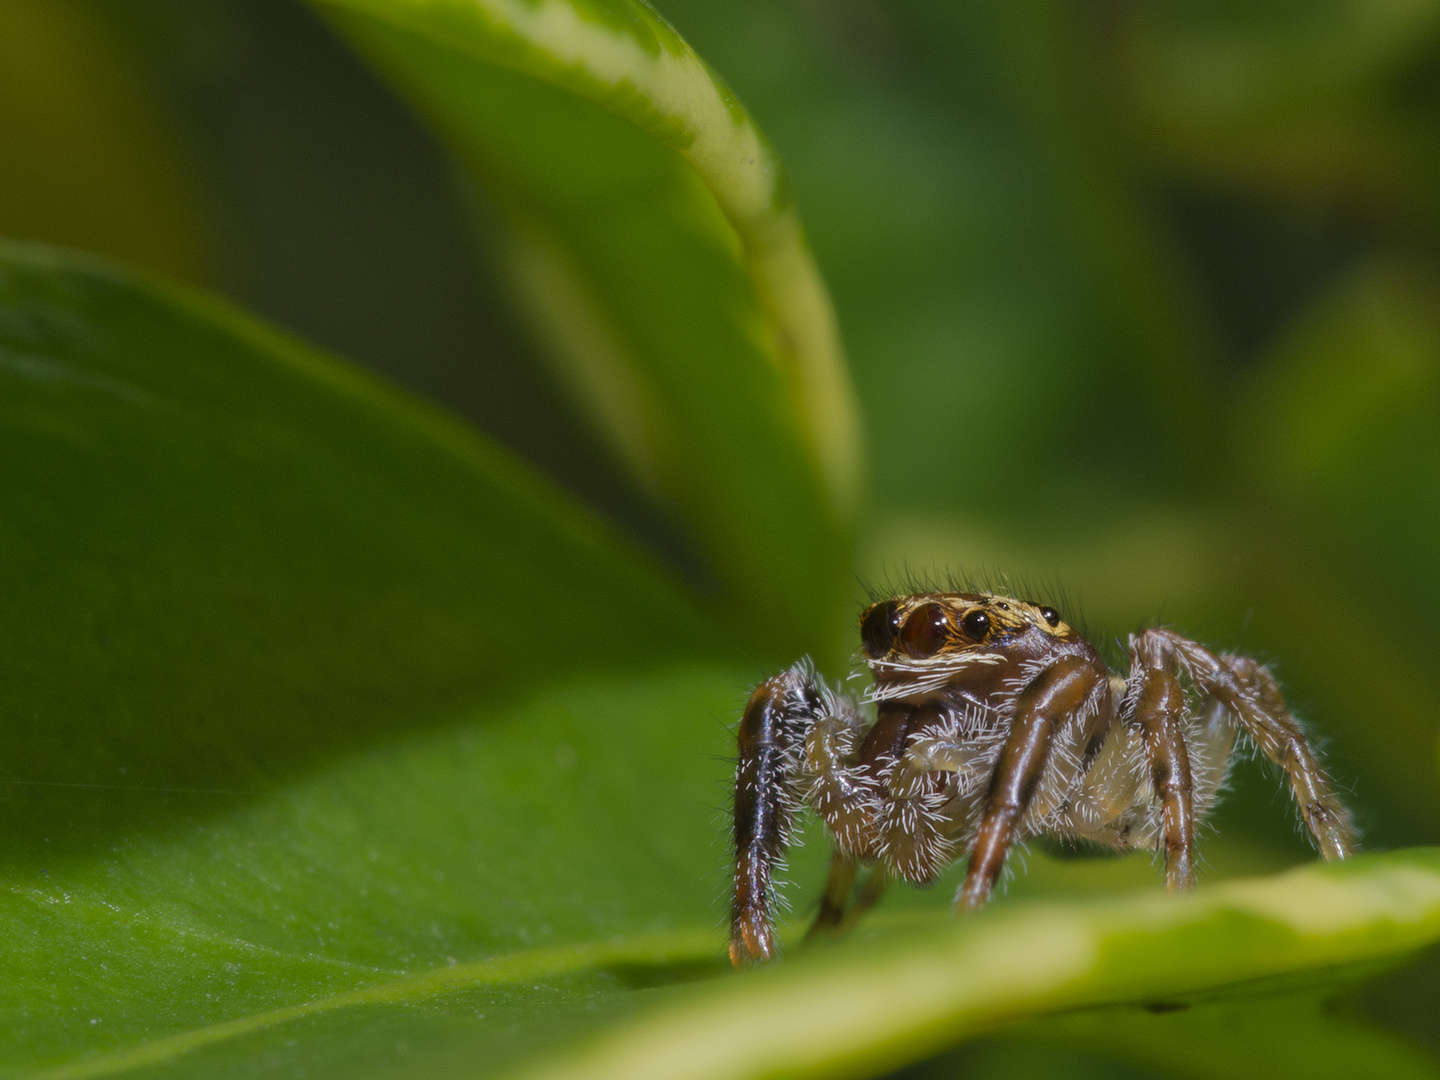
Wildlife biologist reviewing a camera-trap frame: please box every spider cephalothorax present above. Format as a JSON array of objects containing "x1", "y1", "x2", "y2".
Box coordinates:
[{"x1": 729, "y1": 590, "x2": 1356, "y2": 966}]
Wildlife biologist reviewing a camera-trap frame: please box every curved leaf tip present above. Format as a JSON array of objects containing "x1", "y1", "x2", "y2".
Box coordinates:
[{"x1": 311, "y1": 0, "x2": 863, "y2": 522}]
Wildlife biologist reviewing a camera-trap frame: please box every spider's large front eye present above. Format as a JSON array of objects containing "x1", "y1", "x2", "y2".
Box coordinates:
[
  {"x1": 961, "y1": 610, "x2": 991, "y2": 641},
  {"x1": 861, "y1": 601, "x2": 901, "y2": 657},
  {"x1": 1039, "y1": 606, "x2": 1061, "y2": 628},
  {"x1": 901, "y1": 603, "x2": 951, "y2": 658}
]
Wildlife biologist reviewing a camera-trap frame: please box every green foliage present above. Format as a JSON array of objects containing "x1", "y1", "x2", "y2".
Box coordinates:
[
  {"x1": 0, "y1": 241, "x2": 738, "y2": 1077},
  {"x1": 650, "y1": 0, "x2": 1440, "y2": 851},
  {"x1": 3, "y1": 0, "x2": 1440, "y2": 1078},
  {"x1": 528, "y1": 851, "x2": 1440, "y2": 1080},
  {"x1": 314, "y1": 0, "x2": 862, "y2": 666}
]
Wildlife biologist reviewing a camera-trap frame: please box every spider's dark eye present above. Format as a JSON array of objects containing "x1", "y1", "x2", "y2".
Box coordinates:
[
  {"x1": 1039, "y1": 606, "x2": 1060, "y2": 628},
  {"x1": 900, "y1": 603, "x2": 951, "y2": 658},
  {"x1": 860, "y1": 600, "x2": 901, "y2": 657},
  {"x1": 960, "y1": 610, "x2": 991, "y2": 641}
]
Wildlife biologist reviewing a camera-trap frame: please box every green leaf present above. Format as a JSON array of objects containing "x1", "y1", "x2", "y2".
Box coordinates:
[
  {"x1": 520, "y1": 850, "x2": 1440, "y2": 1080},
  {"x1": 307, "y1": 0, "x2": 862, "y2": 664},
  {"x1": 0, "y1": 239, "x2": 725, "y2": 794},
  {"x1": 8, "y1": 662, "x2": 749, "y2": 1080},
  {"x1": 0, "y1": 241, "x2": 747, "y2": 1075}
]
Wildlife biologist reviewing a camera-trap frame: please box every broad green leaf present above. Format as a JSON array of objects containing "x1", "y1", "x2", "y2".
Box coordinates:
[
  {"x1": 520, "y1": 851, "x2": 1440, "y2": 1080},
  {"x1": 0, "y1": 242, "x2": 751, "y2": 1075},
  {"x1": 306, "y1": 0, "x2": 861, "y2": 665},
  {"x1": 0, "y1": 240, "x2": 724, "y2": 800},
  {"x1": 7, "y1": 662, "x2": 752, "y2": 1080}
]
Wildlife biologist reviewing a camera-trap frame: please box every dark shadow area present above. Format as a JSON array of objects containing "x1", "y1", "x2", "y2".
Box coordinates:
[
  {"x1": 110, "y1": 0, "x2": 699, "y2": 580},
  {"x1": 598, "y1": 956, "x2": 734, "y2": 991},
  {"x1": 1167, "y1": 192, "x2": 1371, "y2": 365},
  {"x1": 885, "y1": 1036, "x2": 1168, "y2": 1080},
  {"x1": 1353, "y1": 944, "x2": 1440, "y2": 1058}
]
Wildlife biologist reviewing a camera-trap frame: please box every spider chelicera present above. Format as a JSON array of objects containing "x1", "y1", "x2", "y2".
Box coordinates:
[{"x1": 729, "y1": 590, "x2": 1357, "y2": 966}]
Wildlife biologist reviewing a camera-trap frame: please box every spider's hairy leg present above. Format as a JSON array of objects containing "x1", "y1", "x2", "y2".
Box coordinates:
[
  {"x1": 1141, "y1": 630, "x2": 1358, "y2": 860},
  {"x1": 797, "y1": 694, "x2": 879, "y2": 941},
  {"x1": 1188, "y1": 692, "x2": 1240, "y2": 820},
  {"x1": 806, "y1": 853, "x2": 858, "y2": 939},
  {"x1": 958, "y1": 658, "x2": 1108, "y2": 911},
  {"x1": 803, "y1": 699, "x2": 873, "y2": 855},
  {"x1": 839, "y1": 865, "x2": 890, "y2": 933},
  {"x1": 731, "y1": 662, "x2": 831, "y2": 967},
  {"x1": 1062, "y1": 677, "x2": 1146, "y2": 848},
  {"x1": 1067, "y1": 723, "x2": 1147, "y2": 847},
  {"x1": 1127, "y1": 638, "x2": 1198, "y2": 891},
  {"x1": 1227, "y1": 651, "x2": 1358, "y2": 858},
  {"x1": 877, "y1": 721, "x2": 978, "y2": 885}
]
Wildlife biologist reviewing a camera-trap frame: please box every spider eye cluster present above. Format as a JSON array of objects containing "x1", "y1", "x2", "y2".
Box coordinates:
[{"x1": 860, "y1": 600, "x2": 958, "y2": 658}]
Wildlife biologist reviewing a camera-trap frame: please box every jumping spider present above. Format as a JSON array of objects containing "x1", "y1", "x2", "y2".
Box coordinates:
[{"x1": 730, "y1": 590, "x2": 1357, "y2": 966}]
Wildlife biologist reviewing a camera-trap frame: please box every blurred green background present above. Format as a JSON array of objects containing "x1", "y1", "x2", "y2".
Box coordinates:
[{"x1": 4, "y1": 0, "x2": 1439, "y2": 1075}]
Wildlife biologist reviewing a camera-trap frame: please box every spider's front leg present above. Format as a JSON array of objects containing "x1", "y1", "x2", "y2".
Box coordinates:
[
  {"x1": 731, "y1": 662, "x2": 865, "y2": 966},
  {"x1": 957, "y1": 658, "x2": 1110, "y2": 910}
]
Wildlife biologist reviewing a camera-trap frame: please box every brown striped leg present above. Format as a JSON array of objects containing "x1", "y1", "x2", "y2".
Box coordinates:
[
  {"x1": 957, "y1": 659, "x2": 1106, "y2": 911},
  {"x1": 1142, "y1": 631, "x2": 1357, "y2": 861},
  {"x1": 1129, "y1": 664, "x2": 1196, "y2": 891},
  {"x1": 730, "y1": 665, "x2": 824, "y2": 967},
  {"x1": 805, "y1": 853, "x2": 857, "y2": 940},
  {"x1": 1225, "y1": 655, "x2": 1357, "y2": 859}
]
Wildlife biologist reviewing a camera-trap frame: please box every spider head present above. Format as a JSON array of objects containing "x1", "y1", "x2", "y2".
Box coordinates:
[{"x1": 858, "y1": 593, "x2": 1077, "y2": 699}]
